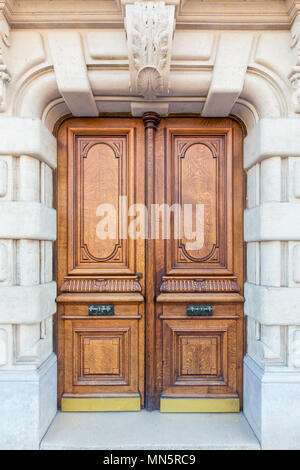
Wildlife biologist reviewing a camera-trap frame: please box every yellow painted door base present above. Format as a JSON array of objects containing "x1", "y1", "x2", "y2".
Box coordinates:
[
  {"x1": 160, "y1": 398, "x2": 240, "y2": 413},
  {"x1": 61, "y1": 397, "x2": 141, "y2": 412}
]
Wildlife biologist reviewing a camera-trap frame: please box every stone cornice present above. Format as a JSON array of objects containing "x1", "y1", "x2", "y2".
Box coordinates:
[
  {"x1": 176, "y1": 1, "x2": 290, "y2": 30},
  {"x1": 0, "y1": 0, "x2": 298, "y2": 30},
  {"x1": 1, "y1": 0, "x2": 123, "y2": 28},
  {"x1": 286, "y1": 0, "x2": 300, "y2": 23}
]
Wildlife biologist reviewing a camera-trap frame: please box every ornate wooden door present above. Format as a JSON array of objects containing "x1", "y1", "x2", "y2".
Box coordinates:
[{"x1": 56, "y1": 116, "x2": 244, "y2": 412}]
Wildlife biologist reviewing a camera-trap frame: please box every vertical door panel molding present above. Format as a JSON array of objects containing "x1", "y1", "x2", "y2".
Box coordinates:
[
  {"x1": 66, "y1": 125, "x2": 140, "y2": 276},
  {"x1": 165, "y1": 127, "x2": 233, "y2": 276}
]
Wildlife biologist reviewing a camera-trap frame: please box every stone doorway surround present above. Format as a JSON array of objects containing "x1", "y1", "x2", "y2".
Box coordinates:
[{"x1": 1, "y1": 0, "x2": 300, "y2": 450}]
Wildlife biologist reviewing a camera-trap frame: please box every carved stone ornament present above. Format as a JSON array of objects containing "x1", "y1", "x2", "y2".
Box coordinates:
[
  {"x1": 125, "y1": 1, "x2": 175, "y2": 101},
  {"x1": 289, "y1": 14, "x2": 300, "y2": 113},
  {"x1": 0, "y1": 13, "x2": 10, "y2": 112}
]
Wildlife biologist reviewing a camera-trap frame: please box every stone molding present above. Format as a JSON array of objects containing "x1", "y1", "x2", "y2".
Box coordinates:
[
  {"x1": 245, "y1": 282, "x2": 300, "y2": 324},
  {"x1": 0, "y1": 0, "x2": 299, "y2": 30},
  {"x1": 0, "y1": 117, "x2": 57, "y2": 168},
  {"x1": 3, "y1": 26, "x2": 291, "y2": 129},
  {"x1": 202, "y1": 33, "x2": 253, "y2": 117},
  {"x1": 244, "y1": 118, "x2": 300, "y2": 169},
  {"x1": 0, "y1": 202, "x2": 56, "y2": 240},
  {"x1": 244, "y1": 354, "x2": 300, "y2": 449},
  {"x1": 48, "y1": 31, "x2": 98, "y2": 117},
  {"x1": 244, "y1": 203, "x2": 300, "y2": 241},
  {"x1": 7, "y1": 47, "x2": 288, "y2": 130},
  {"x1": 0, "y1": 282, "x2": 57, "y2": 324},
  {"x1": 0, "y1": 351, "x2": 57, "y2": 379},
  {"x1": 0, "y1": 353, "x2": 57, "y2": 449},
  {"x1": 247, "y1": 319, "x2": 288, "y2": 368}
]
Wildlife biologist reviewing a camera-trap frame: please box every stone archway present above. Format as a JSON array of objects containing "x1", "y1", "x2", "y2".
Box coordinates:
[{"x1": 0, "y1": 0, "x2": 300, "y2": 450}]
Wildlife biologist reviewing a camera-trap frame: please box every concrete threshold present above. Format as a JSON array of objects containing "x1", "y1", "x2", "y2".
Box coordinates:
[{"x1": 40, "y1": 410, "x2": 260, "y2": 450}]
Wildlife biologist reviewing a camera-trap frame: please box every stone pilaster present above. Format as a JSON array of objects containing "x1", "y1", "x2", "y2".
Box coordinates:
[
  {"x1": 243, "y1": 117, "x2": 300, "y2": 450},
  {"x1": 0, "y1": 117, "x2": 57, "y2": 449}
]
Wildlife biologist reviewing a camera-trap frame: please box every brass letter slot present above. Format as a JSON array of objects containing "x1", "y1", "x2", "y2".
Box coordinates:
[
  {"x1": 88, "y1": 305, "x2": 114, "y2": 316},
  {"x1": 187, "y1": 305, "x2": 213, "y2": 316}
]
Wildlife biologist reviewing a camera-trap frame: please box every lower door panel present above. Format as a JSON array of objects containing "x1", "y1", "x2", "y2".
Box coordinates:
[
  {"x1": 59, "y1": 298, "x2": 144, "y2": 412},
  {"x1": 158, "y1": 300, "x2": 243, "y2": 412}
]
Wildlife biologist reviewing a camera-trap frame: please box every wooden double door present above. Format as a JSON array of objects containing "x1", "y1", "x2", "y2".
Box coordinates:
[{"x1": 56, "y1": 115, "x2": 244, "y2": 412}]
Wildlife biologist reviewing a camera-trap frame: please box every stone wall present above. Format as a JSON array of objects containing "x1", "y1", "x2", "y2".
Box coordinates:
[
  {"x1": 244, "y1": 118, "x2": 300, "y2": 449},
  {"x1": 0, "y1": 0, "x2": 300, "y2": 450}
]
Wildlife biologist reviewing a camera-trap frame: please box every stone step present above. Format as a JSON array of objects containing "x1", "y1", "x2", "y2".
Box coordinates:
[{"x1": 40, "y1": 410, "x2": 260, "y2": 450}]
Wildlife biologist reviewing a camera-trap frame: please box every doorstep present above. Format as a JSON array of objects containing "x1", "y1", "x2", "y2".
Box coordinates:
[{"x1": 40, "y1": 410, "x2": 260, "y2": 450}]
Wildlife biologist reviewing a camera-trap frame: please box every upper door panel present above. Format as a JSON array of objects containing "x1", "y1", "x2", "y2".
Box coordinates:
[
  {"x1": 165, "y1": 127, "x2": 233, "y2": 276},
  {"x1": 65, "y1": 120, "x2": 145, "y2": 277},
  {"x1": 155, "y1": 117, "x2": 244, "y2": 296}
]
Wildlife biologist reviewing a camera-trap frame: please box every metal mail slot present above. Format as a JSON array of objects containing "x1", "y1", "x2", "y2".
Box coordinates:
[
  {"x1": 88, "y1": 305, "x2": 114, "y2": 316},
  {"x1": 187, "y1": 305, "x2": 213, "y2": 316}
]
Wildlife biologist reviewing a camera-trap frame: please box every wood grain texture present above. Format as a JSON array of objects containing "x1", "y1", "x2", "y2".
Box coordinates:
[
  {"x1": 68, "y1": 128, "x2": 136, "y2": 275},
  {"x1": 162, "y1": 318, "x2": 237, "y2": 395},
  {"x1": 165, "y1": 127, "x2": 233, "y2": 276},
  {"x1": 57, "y1": 118, "x2": 146, "y2": 407},
  {"x1": 65, "y1": 318, "x2": 139, "y2": 393},
  {"x1": 61, "y1": 277, "x2": 142, "y2": 293},
  {"x1": 143, "y1": 112, "x2": 161, "y2": 410},
  {"x1": 56, "y1": 116, "x2": 244, "y2": 411},
  {"x1": 154, "y1": 118, "x2": 244, "y2": 407},
  {"x1": 160, "y1": 277, "x2": 239, "y2": 293}
]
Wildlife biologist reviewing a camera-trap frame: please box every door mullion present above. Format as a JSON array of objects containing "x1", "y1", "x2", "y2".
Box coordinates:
[{"x1": 143, "y1": 112, "x2": 161, "y2": 410}]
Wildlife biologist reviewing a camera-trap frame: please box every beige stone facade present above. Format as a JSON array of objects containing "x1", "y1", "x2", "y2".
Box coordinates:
[{"x1": 0, "y1": 0, "x2": 300, "y2": 449}]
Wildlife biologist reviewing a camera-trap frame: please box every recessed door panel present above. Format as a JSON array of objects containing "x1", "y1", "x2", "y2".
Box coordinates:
[
  {"x1": 165, "y1": 129, "x2": 233, "y2": 276},
  {"x1": 65, "y1": 318, "x2": 139, "y2": 393},
  {"x1": 67, "y1": 127, "x2": 139, "y2": 276},
  {"x1": 81, "y1": 140, "x2": 123, "y2": 263},
  {"x1": 162, "y1": 318, "x2": 237, "y2": 395}
]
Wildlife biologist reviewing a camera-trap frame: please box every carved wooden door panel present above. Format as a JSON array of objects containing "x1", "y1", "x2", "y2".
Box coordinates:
[
  {"x1": 150, "y1": 117, "x2": 244, "y2": 412},
  {"x1": 56, "y1": 116, "x2": 244, "y2": 412},
  {"x1": 57, "y1": 118, "x2": 146, "y2": 411}
]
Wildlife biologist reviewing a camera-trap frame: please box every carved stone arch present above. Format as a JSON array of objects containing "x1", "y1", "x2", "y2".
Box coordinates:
[
  {"x1": 5, "y1": 20, "x2": 291, "y2": 140},
  {"x1": 10, "y1": 68, "x2": 290, "y2": 138},
  {"x1": 12, "y1": 67, "x2": 61, "y2": 120},
  {"x1": 13, "y1": 74, "x2": 284, "y2": 137},
  {"x1": 242, "y1": 68, "x2": 290, "y2": 119},
  {"x1": 231, "y1": 98, "x2": 260, "y2": 132}
]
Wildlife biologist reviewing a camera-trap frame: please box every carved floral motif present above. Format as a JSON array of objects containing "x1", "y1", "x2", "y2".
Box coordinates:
[
  {"x1": 125, "y1": 1, "x2": 175, "y2": 100},
  {"x1": 61, "y1": 277, "x2": 142, "y2": 293},
  {"x1": 0, "y1": 13, "x2": 10, "y2": 112},
  {"x1": 289, "y1": 15, "x2": 300, "y2": 113},
  {"x1": 160, "y1": 278, "x2": 240, "y2": 293}
]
